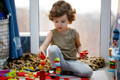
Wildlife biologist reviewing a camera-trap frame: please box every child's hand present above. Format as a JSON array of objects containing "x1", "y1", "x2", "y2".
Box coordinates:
[
  {"x1": 39, "y1": 51, "x2": 46, "y2": 60},
  {"x1": 39, "y1": 49, "x2": 45, "y2": 55}
]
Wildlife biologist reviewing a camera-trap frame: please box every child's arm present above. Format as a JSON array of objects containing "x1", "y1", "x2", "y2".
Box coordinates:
[
  {"x1": 39, "y1": 31, "x2": 53, "y2": 53},
  {"x1": 75, "y1": 32, "x2": 81, "y2": 53}
]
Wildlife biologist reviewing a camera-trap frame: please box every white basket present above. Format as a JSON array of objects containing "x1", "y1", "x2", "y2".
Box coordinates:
[{"x1": 0, "y1": 19, "x2": 9, "y2": 69}]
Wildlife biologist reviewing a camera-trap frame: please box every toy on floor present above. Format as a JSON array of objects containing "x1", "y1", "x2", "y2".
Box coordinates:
[
  {"x1": 39, "y1": 52, "x2": 47, "y2": 80},
  {"x1": 0, "y1": 69, "x2": 10, "y2": 76},
  {"x1": 80, "y1": 50, "x2": 88, "y2": 60},
  {"x1": 47, "y1": 57, "x2": 61, "y2": 80},
  {"x1": 108, "y1": 48, "x2": 119, "y2": 72},
  {"x1": 108, "y1": 16, "x2": 120, "y2": 80},
  {"x1": 16, "y1": 72, "x2": 26, "y2": 77},
  {"x1": 4, "y1": 53, "x2": 51, "y2": 71},
  {"x1": 4, "y1": 70, "x2": 17, "y2": 78},
  {"x1": 0, "y1": 69, "x2": 19, "y2": 80},
  {"x1": 0, "y1": 54, "x2": 91, "y2": 80},
  {"x1": 109, "y1": 61, "x2": 117, "y2": 69},
  {"x1": 0, "y1": 69, "x2": 90, "y2": 80},
  {"x1": 108, "y1": 48, "x2": 117, "y2": 71},
  {"x1": 54, "y1": 57, "x2": 61, "y2": 76}
]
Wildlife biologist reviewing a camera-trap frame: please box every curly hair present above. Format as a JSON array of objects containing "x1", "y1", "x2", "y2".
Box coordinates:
[{"x1": 49, "y1": 0, "x2": 76, "y2": 24}]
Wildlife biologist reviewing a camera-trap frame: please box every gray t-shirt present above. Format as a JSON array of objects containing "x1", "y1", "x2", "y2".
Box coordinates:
[{"x1": 51, "y1": 28, "x2": 78, "y2": 60}]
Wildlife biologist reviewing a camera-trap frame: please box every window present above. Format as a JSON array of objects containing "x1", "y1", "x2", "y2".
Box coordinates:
[
  {"x1": 111, "y1": 0, "x2": 119, "y2": 28},
  {"x1": 15, "y1": 0, "x2": 30, "y2": 53},
  {"x1": 15, "y1": 0, "x2": 30, "y2": 32},
  {"x1": 39, "y1": 0, "x2": 101, "y2": 56}
]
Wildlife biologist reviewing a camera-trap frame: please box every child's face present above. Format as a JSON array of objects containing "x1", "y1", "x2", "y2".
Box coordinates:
[{"x1": 53, "y1": 14, "x2": 70, "y2": 32}]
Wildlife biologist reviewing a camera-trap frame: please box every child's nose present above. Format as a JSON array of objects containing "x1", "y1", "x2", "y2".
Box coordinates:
[{"x1": 57, "y1": 23, "x2": 62, "y2": 27}]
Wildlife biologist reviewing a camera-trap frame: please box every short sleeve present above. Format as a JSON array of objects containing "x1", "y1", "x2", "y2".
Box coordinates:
[{"x1": 71, "y1": 29, "x2": 79, "y2": 40}]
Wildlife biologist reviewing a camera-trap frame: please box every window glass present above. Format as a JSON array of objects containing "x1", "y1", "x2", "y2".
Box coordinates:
[
  {"x1": 15, "y1": 0, "x2": 30, "y2": 32},
  {"x1": 111, "y1": 0, "x2": 118, "y2": 28},
  {"x1": 15, "y1": 0, "x2": 30, "y2": 53}
]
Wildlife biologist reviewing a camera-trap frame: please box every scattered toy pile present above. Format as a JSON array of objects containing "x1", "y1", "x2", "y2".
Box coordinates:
[
  {"x1": 3, "y1": 53, "x2": 51, "y2": 71},
  {"x1": 0, "y1": 53, "x2": 90, "y2": 80},
  {"x1": 3, "y1": 52, "x2": 105, "y2": 72}
]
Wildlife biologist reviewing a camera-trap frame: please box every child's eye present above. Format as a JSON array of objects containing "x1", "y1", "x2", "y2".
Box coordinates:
[
  {"x1": 55, "y1": 21, "x2": 58, "y2": 23},
  {"x1": 61, "y1": 21, "x2": 65, "y2": 23}
]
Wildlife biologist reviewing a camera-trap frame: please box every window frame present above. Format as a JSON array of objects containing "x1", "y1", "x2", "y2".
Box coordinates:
[
  {"x1": 30, "y1": 0, "x2": 39, "y2": 53},
  {"x1": 100, "y1": 0, "x2": 111, "y2": 60}
]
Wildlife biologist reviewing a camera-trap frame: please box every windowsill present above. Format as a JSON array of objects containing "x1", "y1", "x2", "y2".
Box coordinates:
[{"x1": 20, "y1": 32, "x2": 48, "y2": 36}]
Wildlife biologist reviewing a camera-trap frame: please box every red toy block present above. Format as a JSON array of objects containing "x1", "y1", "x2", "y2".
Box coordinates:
[
  {"x1": 63, "y1": 78, "x2": 69, "y2": 80},
  {"x1": 40, "y1": 60, "x2": 46, "y2": 66},
  {"x1": 110, "y1": 65, "x2": 117, "y2": 69},
  {"x1": 55, "y1": 76, "x2": 60, "y2": 80},
  {"x1": 39, "y1": 52, "x2": 46, "y2": 60},
  {"x1": 81, "y1": 78, "x2": 89, "y2": 80},
  {"x1": 17, "y1": 72, "x2": 26, "y2": 77},
  {"x1": 25, "y1": 77, "x2": 34, "y2": 80},
  {"x1": 39, "y1": 71, "x2": 46, "y2": 80},
  {"x1": 80, "y1": 50, "x2": 88, "y2": 59},
  {"x1": 0, "y1": 76, "x2": 8, "y2": 80}
]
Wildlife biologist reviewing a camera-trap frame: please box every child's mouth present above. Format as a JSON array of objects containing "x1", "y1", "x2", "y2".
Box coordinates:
[
  {"x1": 59, "y1": 27, "x2": 62, "y2": 29},
  {"x1": 58, "y1": 27, "x2": 62, "y2": 30}
]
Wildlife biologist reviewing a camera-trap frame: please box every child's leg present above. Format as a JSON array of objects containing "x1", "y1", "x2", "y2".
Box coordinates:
[
  {"x1": 47, "y1": 45, "x2": 66, "y2": 68},
  {"x1": 65, "y1": 60, "x2": 93, "y2": 78},
  {"x1": 48, "y1": 45, "x2": 93, "y2": 77}
]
